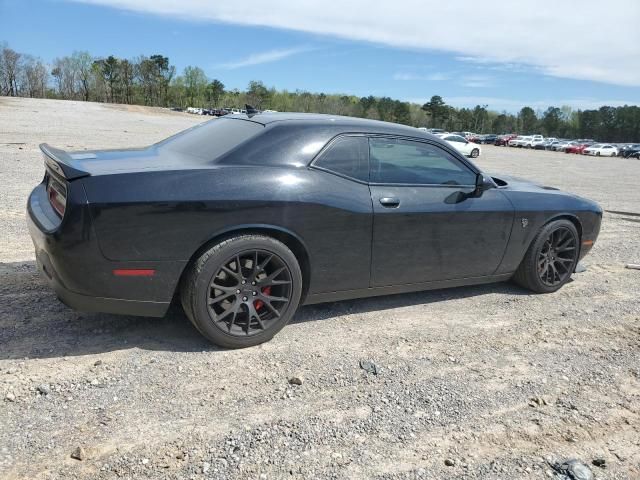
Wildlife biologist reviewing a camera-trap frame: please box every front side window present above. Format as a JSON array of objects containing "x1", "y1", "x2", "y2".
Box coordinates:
[
  {"x1": 369, "y1": 137, "x2": 476, "y2": 185},
  {"x1": 313, "y1": 135, "x2": 369, "y2": 182}
]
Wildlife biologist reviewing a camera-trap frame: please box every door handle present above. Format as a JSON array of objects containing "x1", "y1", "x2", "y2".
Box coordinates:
[{"x1": 379, "y1": 197, "x2": 400, "y2": 208}]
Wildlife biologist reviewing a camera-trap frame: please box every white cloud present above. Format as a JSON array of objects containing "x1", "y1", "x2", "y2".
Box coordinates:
[
  {"x1": 218, "y1": 47, "x2": 308, "y2": 69},
  {"x1": 393, "y1": 72, "x2": 449, "y2": 81},
  {"x1": 459, "y1": 75, "x2": 494, "y2": 88},
  {"x1": 70, "y1": 0, "x2": 640, "y2": 86},
  {"x1": 395, "y1": 72, "x2": 494, "y2": 87}
]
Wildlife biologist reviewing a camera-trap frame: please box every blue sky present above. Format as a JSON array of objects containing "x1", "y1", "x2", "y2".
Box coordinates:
[{"x1": 2, "y1": 0, "x2": 639, "y2": 112}]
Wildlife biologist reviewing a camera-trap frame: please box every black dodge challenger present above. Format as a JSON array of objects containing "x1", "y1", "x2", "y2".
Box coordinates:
[{"x1": 27, "y1": 113, "x2": 602, "y2": 348}]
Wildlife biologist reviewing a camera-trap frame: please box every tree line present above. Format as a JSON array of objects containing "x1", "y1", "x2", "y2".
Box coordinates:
[{"x1": 1, "y1": 42, "x2": 639, "y2": 142}]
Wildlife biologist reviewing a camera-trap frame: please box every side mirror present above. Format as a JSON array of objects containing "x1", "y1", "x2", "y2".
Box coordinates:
[
  {"x1": 472, "y1": 173, "x2": 494, "y2": 197},
  {"x1": 444, "y1": 175, "x2": 494, "y2": 204}
]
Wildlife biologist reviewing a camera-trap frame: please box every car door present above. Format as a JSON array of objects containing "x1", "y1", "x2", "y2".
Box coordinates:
[{"x1": 368, "y1": 136, "x2": 514, "y2": 287}]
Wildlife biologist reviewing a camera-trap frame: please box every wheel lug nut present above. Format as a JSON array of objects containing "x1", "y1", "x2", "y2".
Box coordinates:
[
  {"x1": 252, "y1": 291, "x2": 257, "y2": 296},
  {"x1": 241, "y1": 280, "x2": 246, "y2": 285},
  {"x1": 242, "y1": 296, "x2": 248, "y2": 301},
  {"x1": 251, "y1": 281, "x2": 256, "y2": 285},
  {"x1": 236, "y1": 289, "x2": 241, "y2": 294}
]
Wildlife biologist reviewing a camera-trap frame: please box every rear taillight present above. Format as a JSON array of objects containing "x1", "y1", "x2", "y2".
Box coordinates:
[{"x1": 46, "y1": 175, "x2": 67, "y2": 217}]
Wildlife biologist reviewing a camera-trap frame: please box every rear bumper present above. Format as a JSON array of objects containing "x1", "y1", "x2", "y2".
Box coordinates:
[
  {"x1": 33, "y1": 246, "x2": 169, "y2": 317},
  {"x1": 27, "y1": 184, "x2": 177, "y2": 318}
]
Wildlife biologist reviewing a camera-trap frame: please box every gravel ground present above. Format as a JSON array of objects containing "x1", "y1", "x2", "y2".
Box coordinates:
[{"x1": 0, "y1": 97, "x2": 639, "y2": 480}]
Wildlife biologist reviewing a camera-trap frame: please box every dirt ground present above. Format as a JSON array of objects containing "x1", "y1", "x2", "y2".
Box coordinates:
[{"x1": 0, "y1": 97, "x2": 638, "y2": 479}]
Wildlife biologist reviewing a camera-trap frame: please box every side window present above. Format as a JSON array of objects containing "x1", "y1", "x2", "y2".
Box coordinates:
[
  {"x1": 369, "y1": 137, "x2": 476, "y2": 186},
  {"x1": 313, "y1": 136, "x2": 369, "y2": 182}
]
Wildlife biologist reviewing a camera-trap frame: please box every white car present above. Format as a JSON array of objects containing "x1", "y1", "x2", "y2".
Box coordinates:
[
  {"x1": 583, "y1": 144, "x2": 618, "y2": 157},
  {"x1": 526, "y1": 135, "x2": 545, "y2": 148},
  {"x1": 437, "y1": 134, "x2": 481, "y2": 158},
  {"x1": 511, "y1": 135, "x2": 533, "y2": 147},
  {"x1": 508, "y1": 136, "x2": 523, "y2": 147}
]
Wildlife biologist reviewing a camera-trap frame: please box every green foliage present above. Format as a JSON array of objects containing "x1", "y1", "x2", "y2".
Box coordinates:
[
  {"x1": 519, "y1": 106, "x2": 537, "y2": 133},
  {"x1": 421, "y1": 95, "x2": 448, "y2": 127},
  {"x1": 541, "y1": 107, "x2": 562, "y2": 137},
  {"x1": 207, "y1": 79, "x2": 225, "y2": 107}
]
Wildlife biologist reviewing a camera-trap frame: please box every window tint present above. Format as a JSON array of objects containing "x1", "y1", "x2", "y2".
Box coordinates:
[
  {"x1": 162, "y1": 118, "x2": 263, "y2": 161},
  {"x1": 313, "y1": 136, "x2": 369, "y2": 181},
  {"x1": 369, "y1": 138, "x2": 476, "y2": 186}
]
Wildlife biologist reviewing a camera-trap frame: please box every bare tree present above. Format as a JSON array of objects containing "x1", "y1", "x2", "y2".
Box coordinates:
[
  {"x1": 23, "y1": 56, "x2": 49, "y2": 98},
  {"x1": 1, "y1": 46, "x2": 22, "y2": 96},
  {"x1": 119, "y1": 59, "x2": 134, "y2": 104},
  {"x1": 72, "y1": 51, "x2": 93, "y2": 101},
  {"x1": 51, "y1": 56, "x2": 77, "y2": 99}
]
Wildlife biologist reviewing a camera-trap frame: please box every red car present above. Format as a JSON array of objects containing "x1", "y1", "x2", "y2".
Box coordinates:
[
  {"x1": 495, "y1": 134, "x2": 517, "y2": 146},
  {"x1": 565, "y1": 143, "x2": 593, "y2": 154}
]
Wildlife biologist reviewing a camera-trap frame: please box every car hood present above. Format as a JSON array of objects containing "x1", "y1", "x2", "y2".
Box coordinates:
[
  {"x1": 490, "y1": 173, "x2": 602, "y2": 215},
  {"x1": 489, "y1": 173, "x2": 570, "y2": 195}
]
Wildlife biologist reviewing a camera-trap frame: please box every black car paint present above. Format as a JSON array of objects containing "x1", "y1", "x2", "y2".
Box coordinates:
[{"x1": 27, "y1": 114, "x2": 602, "y2": 317}]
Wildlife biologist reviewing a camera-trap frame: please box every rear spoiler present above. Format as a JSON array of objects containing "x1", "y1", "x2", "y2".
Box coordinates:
[{"x1": 40, "y1": 143, "x2": 90, "y2": 180}]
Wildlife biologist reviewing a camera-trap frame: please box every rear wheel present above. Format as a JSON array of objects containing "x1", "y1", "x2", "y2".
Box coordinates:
[
  {"x1": 513, "y1": 219, "x2": 579, "y2": 293},
  {"x1": 181, "y1": 235, "x2": 303, "y2": 348},
  {"x1": 470, "y1": 148, "x2": 480, "y2": 158}
]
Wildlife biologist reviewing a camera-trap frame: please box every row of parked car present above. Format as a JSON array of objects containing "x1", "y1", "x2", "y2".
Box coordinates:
[
  {"x1": 499, "y1": 135, "x2": 640, "y2": 158},
  {"x1": 424, "y1": 130, "x2": 640, "y2": 158},
  {"x1": 171, "y1": 106, "x2": 279, "y2": 116},
  {"x1": 176, "y1": 107, "x2": 246, "y2": 116}
]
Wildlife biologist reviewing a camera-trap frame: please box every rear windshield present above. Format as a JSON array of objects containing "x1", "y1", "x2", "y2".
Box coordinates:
[{"x1": 161, "y1": 118, "x2": 263, "y2": 160}]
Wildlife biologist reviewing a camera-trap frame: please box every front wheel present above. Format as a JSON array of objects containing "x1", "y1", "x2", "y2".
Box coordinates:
[
  {"x1": 513, "y1": 219, "x2": 579, "y2": 293},
  {"x1": 181, "y1": 235, "x2": 303, "y2": 348},
  {"x1": 470, "y1": 148, "x2": 480, "y2": 158}
]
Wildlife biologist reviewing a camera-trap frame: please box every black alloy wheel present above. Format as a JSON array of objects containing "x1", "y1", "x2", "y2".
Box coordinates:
[
  {"x1": 207, "y1": 249, "x2": 292, "y2": 336},
  {"x1": 181, "y1": 234, "x2": 303, "y2": 348},
  {"x1": 537, "y1": 226, "x2": 578, "y2": 287},
  {"x1": 513, "y1": 219, "x2": 580, "y2": 293}
]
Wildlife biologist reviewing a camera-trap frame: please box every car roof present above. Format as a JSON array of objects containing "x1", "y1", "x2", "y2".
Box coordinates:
[
  {"x1": 206, "y1": 113, "x2": 481, "y2": 170},
  {"x1": 228, "y1": 112, "x2": 433, "y2": 138}
]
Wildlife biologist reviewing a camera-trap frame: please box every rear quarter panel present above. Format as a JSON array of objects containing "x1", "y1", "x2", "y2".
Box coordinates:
[{"x1": 83, "y1": 167, "x2": 373, "y2": 295}]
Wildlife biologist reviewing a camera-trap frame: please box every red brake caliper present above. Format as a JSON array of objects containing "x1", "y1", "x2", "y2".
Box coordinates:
[{"x1": 254, "y1": 286, "x2": 271, "y2": 311}]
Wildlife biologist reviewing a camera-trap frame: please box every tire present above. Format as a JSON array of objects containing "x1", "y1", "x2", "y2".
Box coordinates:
[
  {"x1": 596, "y1": 152, "x2": 600, "y2": 156},
  {"x1": 470, "y1": 148, "x2": 480, "y2": 158},
  {"x1": 181, "y1": 234, "x2": 303, "y2": 348},
  {"x1": 512, "y1": 219, "x2": 579, "y2": 294}
]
